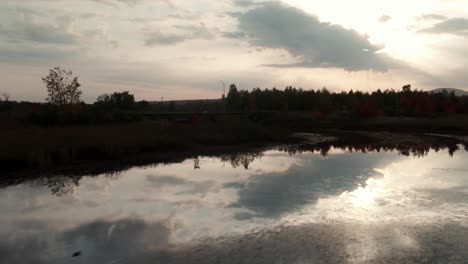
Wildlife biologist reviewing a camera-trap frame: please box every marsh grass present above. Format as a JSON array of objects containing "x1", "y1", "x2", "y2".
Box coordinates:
[{"x1": 0, "y1": 119, "x2": 290, "y2": 172}]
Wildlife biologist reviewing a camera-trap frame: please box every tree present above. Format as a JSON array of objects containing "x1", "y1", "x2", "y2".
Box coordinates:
[
  {"x1": 96, "y1": 94, "x2": 111, "y2": 104},
  {"x1": 226, "y1": 84, "x2": 241, "y2": 111},
  {"x1": 95, "y1": 91, "x2": 135, "y2": 109},
  {"x1": 402, "y1": 84, "x2": 412, "y2": 93},
  {"x1": 1, "y1": 92, "x2": 10, "y2": 102},
  {"x1": 42, "y1": 66, "x2": 82, "y2": 105}
]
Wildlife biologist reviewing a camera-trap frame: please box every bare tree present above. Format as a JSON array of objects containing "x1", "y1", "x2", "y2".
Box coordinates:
[
  {"x1": 42, "y1": 66, "x2": 82, "y2": 105},
  {"x1": 1, "y1": 92, "x2": 10, "y2": 102}
]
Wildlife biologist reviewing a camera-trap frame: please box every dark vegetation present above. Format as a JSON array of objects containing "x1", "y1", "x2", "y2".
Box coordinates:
[
  {"x1": 0, "y1": 120, "x2": 289, "y2": 173},
  {"x1": 222, "y1": 84, "x2": 468, "y2": 117},
  {"x1": 2, "y1": 84, "x2": 467, "y2": 127},
  {"x1": 1, "y1": 67, "x2": 468, "y2": 174}
]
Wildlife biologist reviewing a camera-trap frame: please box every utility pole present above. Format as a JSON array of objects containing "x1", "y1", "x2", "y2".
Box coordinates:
[
  {"x1": 219, "y1": 81, "x2": 226, "y2": 112},
  {"x1": 219, "y1": 81, "x2": 226, "y2": 98}
]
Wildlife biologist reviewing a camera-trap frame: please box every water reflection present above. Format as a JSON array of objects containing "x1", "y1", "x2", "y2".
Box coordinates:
[
  {"x1": 220, "y1": 152, "x2": 264, "y2": 169},
  {"x1": 4, "y1": 139, "x2": 465, "y2": 198},
  {"x1": 280, "y1": 139, "x2": 466, "y2": 157},
  {"x1": 0, "y1": 141, "x2": 467, "y2": 263}
]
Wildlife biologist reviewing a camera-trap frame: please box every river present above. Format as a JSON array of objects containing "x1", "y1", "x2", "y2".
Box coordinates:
[{"x1": 1, "y1": 140, "x2": 467, "y2": 263}]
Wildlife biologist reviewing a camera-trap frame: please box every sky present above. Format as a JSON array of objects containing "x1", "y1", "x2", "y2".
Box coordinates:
[{"x1": 1, "y1": 0, "x2": 468, "y2": 102}]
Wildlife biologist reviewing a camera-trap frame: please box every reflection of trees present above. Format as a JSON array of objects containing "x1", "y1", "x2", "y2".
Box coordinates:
[
  {"x1": 194, "y1": 158, "x2": 201, "y2": 169},
  {"x1": 448, "y1": 144, "x2": 460, "y2": 157},
  {"x1": 4, "y1": 138, "x2": 465, "y2": 197},
  {"x1": 278, "y1": 139, "x2": 462, "y2": 158},
  {"x1": 36, "y1": 176, "x2": 81, "y2": 196},
  {"x1": 220, "y1": 152, "x2": 263, "y2": 169}
]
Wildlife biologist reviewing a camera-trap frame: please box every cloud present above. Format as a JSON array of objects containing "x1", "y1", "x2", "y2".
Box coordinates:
[
  {"x1": 0, "y1": 45, "x2": 78, "y2": 65},
  {"x1": 92, "y1": 0, "x2": 142, "y2": 7},
  {"x1": 145, "y1": 23, "x2": 215, "y2": 46},
  {"x1": 235, "y1": 2, "x2": 395, "y2": 71},
  {"x1": 145, "y1": 33, "x2": 189, "y2": 45},
  {"x1": 378, "y1": 15, "x2": 392, "y2": 23},
  {"x1": 417, "y1": 14, "x2": 447, "y2": 21},
  {"x1": 83, "y1": 28, "x2": 119, "y2": 48},
  {"x1": 93, "y1": 0, "x2": 173, "y2": 7},
  {"x1": 232, "y1": 0, "x2": 258, "y2": 7},
  {"x1": 418, "y1": 18, "x2": 468, "y2": 36},
  {"x1": 222, "y1": 31, "x2": 246, "y2": 39},
  {"x1": 0, "y1": 18, "x2": 78, "y2": 44}
]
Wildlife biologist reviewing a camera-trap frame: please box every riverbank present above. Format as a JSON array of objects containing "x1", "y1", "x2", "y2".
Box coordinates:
[
  {"x1": 265, "y1": 113, "x2": 468, "y2": 135},
  {"x1": 1, "y1": 116, "x2": 467, "y2": 181},
  {"x1": 0, "y1": 120, "x2": 294, "y2": 175}
]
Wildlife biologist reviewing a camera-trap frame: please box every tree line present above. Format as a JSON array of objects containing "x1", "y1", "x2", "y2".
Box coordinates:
[
  {"x1": 225, "y1": 84, "x2": 468, "y2": 117},
  {"x1": 1, "y1": 66, "x2": 468, "y2": 126}
]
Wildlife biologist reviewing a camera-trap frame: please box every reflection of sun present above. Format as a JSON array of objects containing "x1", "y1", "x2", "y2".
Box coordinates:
[
  {"x1": 350, "y1": 185, "x2": 375, "y2": 207},
  {"x1": 347, "y1": 178, "x2": 382, "y2": 208}
]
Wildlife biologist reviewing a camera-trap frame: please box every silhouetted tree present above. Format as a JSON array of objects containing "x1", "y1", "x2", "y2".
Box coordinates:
[
  {"x1": 95, "y1": 91, "x2": 135, "y2": 109},
  {"x1": 1, "y1": 92, "x2": 10, "y2": 102},
  {"x1": 214, "y1": 83, "x2": 467, "y2": 117},
  {"x1": 42, "y1": 66, "x2": 82, "y2": 105},
  {"x1": 226, "y1": 84, "x2": 241, "y2": 111},
  {"x1": 402, "y1": 84, "x2": 412, "y2": 93}
]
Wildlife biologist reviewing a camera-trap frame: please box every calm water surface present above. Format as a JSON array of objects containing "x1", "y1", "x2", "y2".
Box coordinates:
[{"x1": 1, "y1": 145, "x2": 468, "y2": 263}]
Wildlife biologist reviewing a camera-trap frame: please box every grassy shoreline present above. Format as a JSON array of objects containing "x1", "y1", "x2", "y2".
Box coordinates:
[{"x1": 0, "y1": 120, "x2": 292, "y2": 175}]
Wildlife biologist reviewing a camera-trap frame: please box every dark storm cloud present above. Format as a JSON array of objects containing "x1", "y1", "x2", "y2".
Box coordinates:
[
  {"x1": 235, "y1": 2, "x2": 395, "y2": 71},
  {"x1": 418, "y1": 18, "x2": 468, "y2": 36},
  {"x1": 231, "y1": 152, "x2": 398, "y2": 218}
]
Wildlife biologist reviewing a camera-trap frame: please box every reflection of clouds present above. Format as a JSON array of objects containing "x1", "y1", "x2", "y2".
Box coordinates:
[
  {"x1": 63, "y1": 218, "x2": 171, "y2": 257},
  {"x1": 176, "y1": 181, "x2": 215, "y2": 195},
  {"x1": 0, "y1": 149, "x2": 399, "y2": 246},
  {"x1": 0, "y1": 218, "x2": 172, "y2": 264},
  {"x1": 155, "y1": 222, "x2": 468, "y2": 263},
  {"x1": 232, "y1": 152, "x2": 397, "y2": 218},
  {"x1": 1, "y1": 147, "x2": 467, "y2": 263},
  {"x1": 147, "y1": 175, "x2": 189, "y2": 186},
  {"x1": 309, "y1": 148, "x2": 468, "y2": 223},
  {"x1": 223, "y1": 182, "x2": 245, "y2": 189},
  {"x1": 2, "y1": 218, "x2": 468, "y2": 263},
  {"x1": 146, "y1": 175, "x2": 215, "y2": 195}
]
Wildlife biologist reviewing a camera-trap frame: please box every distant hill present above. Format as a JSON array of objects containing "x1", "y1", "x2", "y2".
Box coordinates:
[{"x1": 428, "y1": 88, "x2": 468, "y2": 96}]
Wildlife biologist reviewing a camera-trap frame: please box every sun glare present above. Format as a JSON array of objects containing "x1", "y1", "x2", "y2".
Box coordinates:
[{"x1": 346, "y1": 178, "x2": 382, "y2": 208}]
